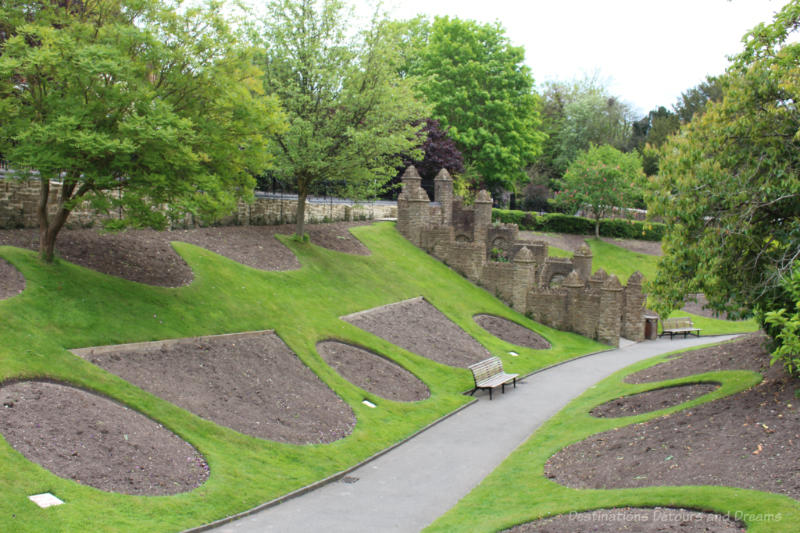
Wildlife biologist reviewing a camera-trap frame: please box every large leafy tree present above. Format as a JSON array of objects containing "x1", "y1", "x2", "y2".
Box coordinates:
[
  {"x1": 553, "y1": 144, "x2": 644, "y2": 238},
  {"x1": 648, "y1": 1, "x2": 800, "y2": 335},
  {"x1": 411, "y1": 16, "x2": 545, "y2": 195},
  {"x1": 532, "y1": 77, "x2": 636, "y2": 188},
  {"x1": 0, "y1": 0, "x2": 282, "y2": 262},
  {"x1": 260, "y1": 0, "x2": 426, "y2": 238}
]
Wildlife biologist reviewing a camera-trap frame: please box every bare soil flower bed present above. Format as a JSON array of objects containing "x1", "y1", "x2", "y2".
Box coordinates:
[
  {"x1": 0, "y1": 380, "x2": 208, "y2": 495},
  {"x1": 0, "y1": 258, "x2": 24, "y2": 300},
  {"x1": 545, "y1": 333, "x2": 800, "y2": 500},
  {"x1": 343, "y1": 297, "x2": 491, "y2": 368},
  {"x1": 317, "y1": 341, "x2": 429, "y2": 402},
  {"x1": 0, "y1": 221, "x2": 370, "y2": 287},
  {"x1": 504, "y1": 507, "x2": 744, "y2": 533},
  {"x1": 474, "y1": 314, "x2": 550, "y2": 350},
  {"x1": 590, "y1": 383, "x2": 720, "y2": 418},
  {"x1": 74, "y1": 331, "x2": 356, "y2": 444}
]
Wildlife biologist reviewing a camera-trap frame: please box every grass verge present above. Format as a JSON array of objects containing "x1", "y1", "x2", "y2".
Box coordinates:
[
  {"x1": 425, "y1": 338, "x2": 799, "y2": 532},
  {"x1": 0, "y1": 222, "x2": 605, "y2": 532}
]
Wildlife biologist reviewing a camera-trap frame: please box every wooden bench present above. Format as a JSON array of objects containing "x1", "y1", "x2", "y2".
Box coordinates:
[
  {"x1": 468, "y1": 356, "x2": 518, "y2": 400},
  {"x1": 659, "y1": 317, "x2": 701, "y2": 339}
]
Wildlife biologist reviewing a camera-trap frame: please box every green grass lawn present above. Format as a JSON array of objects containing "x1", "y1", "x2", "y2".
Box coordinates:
[
  {"x1": 0, "y1": 222, "x2": 606, "y2": 533},
  {"x1": 426, "y1": 338, "x2": 800, "y2": 532}
]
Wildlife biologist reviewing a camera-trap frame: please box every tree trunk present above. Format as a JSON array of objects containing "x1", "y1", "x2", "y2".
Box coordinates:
[
  {"x1": 295, "y1": 191, "x2": 307, "y2": 239},
  {"x1": 594, "y1": 218, "x2": 601, "y2": 239},
  {"x1": 37, "y1": 177, "x2": 76, "y2": 262}
]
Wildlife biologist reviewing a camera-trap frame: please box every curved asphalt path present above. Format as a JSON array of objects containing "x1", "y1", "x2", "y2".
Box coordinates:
[{"x1": 199, "y1": 335, "x2": 739, "y2": 533}]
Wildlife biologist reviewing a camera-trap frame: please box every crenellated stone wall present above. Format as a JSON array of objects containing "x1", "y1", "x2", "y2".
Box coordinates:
[
  {"x1": 395, "y1": 165, "x2": 648, "y2": 347},
  {"x1": 0, "y1": 174, "x2": 395, "y2": 229}
]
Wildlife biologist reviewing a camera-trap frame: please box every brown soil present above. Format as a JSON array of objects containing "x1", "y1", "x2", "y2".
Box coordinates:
[
  {"x1": 0, "y1": 380, "x2": 208, "y2": 495},
  {"x1": 545, "y1": 333, "x2": 800, "y2": 500},
  {"x1": 317, "y1": 341, "x2": 430, "y2": 402},
  {"x1": 625, "y1": 333, "x2": 769, "y2": 385},
  {"x1": 590, "y1": 383, "x2": 720, "y2": 418},
  {"x1": 0, "y1": 221, "x2": 370, "y2": 287},
  {"x1": 75, "y1": 331, "x2": 356, "y2": 444},
  {"x1": 517, "y1": 231, "x2": 663, "y2": 256},
  {"x1": 474, "y1": 314, "x2": 551, "y2": 350},
  {"x1": 343, "y1": 297, "x2": 491, "y2": 368},
  {"x1": 504, "y1": 507, "x2": 744, "y2": 533},
  {"x1": 0, "y1": 258, "x2": 24, "y2": 300}
]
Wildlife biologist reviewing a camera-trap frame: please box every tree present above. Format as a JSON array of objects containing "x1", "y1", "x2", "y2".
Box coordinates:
[
  {"x1": 411, "y1": 16, "x2": 545, "y2": 195},
  {"x1": 533, "y1": 76, "x2": 636, "y2": 187},
  {"x1": 673, "y1": 75, "x2": 724, "y2": 124},
  {"x1": 260, "y1": 0, "x2": 426, "y2": 238},
  {"x1": 0, "y1": 0, "x2": 283, "y2": 262},
  {"x1": 401, "y1": 119, "x2": 464, "y2": 180},
  {"x1": 647, "y1": 1, "x2": 800, "y2": 357},
  {"x1": 553, "y1": 144, "x2": 644, "y2": 238}
]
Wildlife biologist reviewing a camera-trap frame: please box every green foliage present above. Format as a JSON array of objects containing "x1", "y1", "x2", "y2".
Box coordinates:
[
  {"x1": 762, "y1": 266, "x2": 800, "y2": 376},
  {"x1": 553, "y1": 144, "x2": 645, "y2": 238},
  {"x1": 0, "y1": 0, "x2": 283, "y2": 259},
  {"x1": 673, "y1": 75, "x2": 724, "y2": 124},
  {"x1": 492, "y1": 209, "x2": 666, "y2": 241},
  {"x1": 647, "y1": 1, "x2": 800, "y2": 322},
  {"x1": 411, "y1": 16, "x2": 545, "y2": 194},
  {"x1": 532, "y1": 76, "x2": 636, "y2": 186},
  {"x1": 260, "y1": 0, "x2": 426, "y2": 237}
]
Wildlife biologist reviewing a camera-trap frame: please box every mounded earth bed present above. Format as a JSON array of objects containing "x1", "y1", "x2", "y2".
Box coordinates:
[
  {"x1": 0, "y1": 221, "x2": 370, "y2": 287},
  {"x1": 590, "y1": 383, "x2": 720, "y2": 418},
  {"x1": 625, "y1": 333, "x2": 768, "y2": 384},
  {"x1": 342, "y1": 297, "x2": 490, "y2": 368},
  {"x1": 317, "y1": 341, "x2": 429, "y2": 402},
  {"x1": 474, "y1": 314, "x2": 550, "y2": 350},
  {"x1": 545, "y1": 333, "x2": 800, "y2": 500},
  {"x1": 0, "y1": 380, "x2": 208, "y2": 495},
  {"x1": 504, "y1": 507, "x2": 744, "y2": 533},
  {"x1": 74, "y1": 331, "x2": 356, "y2": 444},
  {"x1": 0, "y1": 258, "x2": 24, "y2": 300}
]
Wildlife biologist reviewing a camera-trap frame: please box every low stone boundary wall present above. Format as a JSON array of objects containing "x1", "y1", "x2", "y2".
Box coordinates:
[{"x1": 0, "y1": 175, "x2": 396, "y2": 229}]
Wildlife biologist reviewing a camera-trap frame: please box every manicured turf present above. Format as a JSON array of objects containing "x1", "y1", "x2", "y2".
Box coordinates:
[
  {"x1": 426, "y1": 338, "x2": 800, "y2": 533},
  {"x1": 0, "y1": 222, "x2": 605, "y2": 533}
]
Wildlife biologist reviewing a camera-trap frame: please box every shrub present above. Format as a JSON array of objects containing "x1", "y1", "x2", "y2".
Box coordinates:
[{"x1": 491, "y1": 208, "x2": 665, "y2": 241}]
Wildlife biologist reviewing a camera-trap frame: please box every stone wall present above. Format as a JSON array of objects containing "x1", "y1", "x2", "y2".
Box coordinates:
[
  {"x1": 395, "y1": 164, "x2": 649, "y2": 347},
  {"x1": 0, "y1": 175, "x2": 395, "y2": 230}
]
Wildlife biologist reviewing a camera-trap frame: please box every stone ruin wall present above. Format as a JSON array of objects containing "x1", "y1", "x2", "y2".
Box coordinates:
[
  {"x1": 395, "y1": 165, "x2": 647, "y2": 347},
  {"x1": 0, "y1": 173, "x2": 395, "y2": 230}
]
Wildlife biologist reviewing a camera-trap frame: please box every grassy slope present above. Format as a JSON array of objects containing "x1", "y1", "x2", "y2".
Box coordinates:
[
  {"x1": 0, "y1": 222, "x2": 604, "y2": 533},
  {"x1": 427, "y1": 338, "x2": 800, "y2": 532}
]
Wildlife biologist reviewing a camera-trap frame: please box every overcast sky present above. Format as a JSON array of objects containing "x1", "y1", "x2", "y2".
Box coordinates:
[{"x1": 377, "y1": 0, "x2": 785, "y2": 117}]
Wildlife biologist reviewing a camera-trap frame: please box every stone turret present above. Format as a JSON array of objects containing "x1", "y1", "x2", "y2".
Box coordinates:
[
  {"x1": 572, "y1": 243, "x2": 593, "y2": 281},
  {"x1": 622, "y1": 271, "x2": 646, "y2": 341},
  {"x1": 397, "y1": 166, "x2": 430, "y2": 246},
  {"x1": 589, "y1": 268, "x2": 608, "y2": 291},
  {"x1": 512, "y1": 246, "x2": 536, "y2": 313},
  {"x1": 563, "y1": 270, "x2": 585, "y2": 332},
  {"x1": 598, "y1": 275, "x2": 623, "y2": 346},
  {"x1": 473, "y1": 189, "x2": 492, "y2": 247},
  {"x1": 434, "y1": 169, "x2": 454, "y2": 226}
]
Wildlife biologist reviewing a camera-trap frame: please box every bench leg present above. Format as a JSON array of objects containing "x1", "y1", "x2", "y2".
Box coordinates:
[
  {"x1": 489, "y1": 387, "x2": 492, "y2": 400},
  {"x1": 469, "y1": 387, "x2": 477, "y2": 396}
]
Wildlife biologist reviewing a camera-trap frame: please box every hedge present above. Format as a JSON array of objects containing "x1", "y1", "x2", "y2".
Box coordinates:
[{"x1": 492, "y1": 209, "x2": 666, "y2": 241}]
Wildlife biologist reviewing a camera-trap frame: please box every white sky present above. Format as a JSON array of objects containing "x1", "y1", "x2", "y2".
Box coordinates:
[{"x1": 377, "y1": 0, "x2": 786, "y2": 117}]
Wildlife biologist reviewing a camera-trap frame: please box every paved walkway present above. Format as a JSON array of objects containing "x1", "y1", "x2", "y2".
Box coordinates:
[{"x1": 204, "y1": 335, "x2": 738, "y2": 533}]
